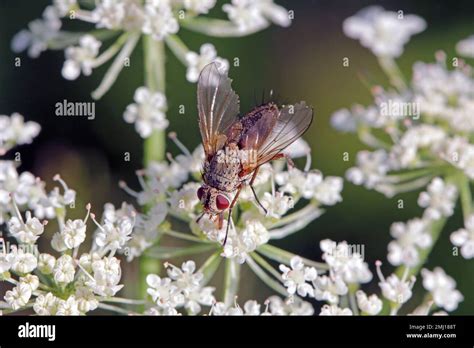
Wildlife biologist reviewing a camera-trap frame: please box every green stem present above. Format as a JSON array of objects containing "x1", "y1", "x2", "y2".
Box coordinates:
[
  {"x1": 377, "y1": 56, "x2": 407, "y2": 91},
  {"x1": 143, "y1": 36, "x2": 166, "y2": 163},
  {"x1": 164, "y1": 35, "x2": 190, "y2": 65},
  {"x1": 144, "y1": 243, "x2": 216, "y2": 259},
  {"x1": 139, "y1": 35, "x2": 167, "y2": 304},
  {"x1": 198, "y1": 251, "x2": 222, "y2": 285},
  {"x1": 222, "y1": 258, "x2": 240, "y2": 307},
  {"x1": 180, "y1": 17, "x2": 269, "y2": 37},
  {"x1": 457, "y1": 173, "x2": 472, "y2": 220},
  {"x1": 247, "y1": 255, "x2": 288, "y2": 296},
  {"x1": 257, "y1": 244, "x2": 329, "y2": 271},
  {"x1": 348, "y1": 284, "x2": 359, "y2": 315}
]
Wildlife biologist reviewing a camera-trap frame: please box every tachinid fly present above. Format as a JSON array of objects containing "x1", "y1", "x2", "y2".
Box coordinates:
[{"x1": 196, "y1": 63, "x2": 313, "y2": 245}]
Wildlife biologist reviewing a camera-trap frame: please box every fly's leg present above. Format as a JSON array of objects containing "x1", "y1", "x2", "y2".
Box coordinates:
[
  {"x1": 249, "y1": 167, "x2": 268, "y2": 216},
  {"x1": 223, "y1": 185, "x2": 243, "y2": 246},
  {"x1": 196, "y1": 211, "x2": 205, "y2": 224},
  {"x1": 218, "y1": 212, "x2": 223, "y2": 229}
]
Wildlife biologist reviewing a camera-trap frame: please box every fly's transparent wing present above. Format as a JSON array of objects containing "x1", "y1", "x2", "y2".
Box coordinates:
[
  {"x1": 197, "y1": 62, "x2": 240, "y2": 157},
  {"x1": 256, "y1": 101, "x2": 313, "y2": 165}
]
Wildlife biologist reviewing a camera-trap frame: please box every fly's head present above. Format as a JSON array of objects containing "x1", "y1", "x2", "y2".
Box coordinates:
[{"x1": 197, "y1": 184, "x2": 230, "y2": 215}]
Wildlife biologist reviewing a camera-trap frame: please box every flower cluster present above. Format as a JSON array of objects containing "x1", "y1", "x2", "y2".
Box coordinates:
[
  {"x1": 275, "y1": 240, "x2": 463, "y2": 315},
  {"x1": 0, "y1": 114, "x2": 133, "y2": 315},
  {"x1": 120, "y1": 135, "x2": 343, "y2": 265},
  {"x1": 12, "y1": 0, "x2": 292, "y2": 138},
  {"x1": 0, "y1": 113, "x2": 40, "y2": 156},
  {"x1": 328, "y1": 6, "x2": 469, "y2": 315},
  {"x1": 146, "y1": 260, "x2": 215, "y2": 315},
  {"x1": 334, "y1": 6, "x2": 474, "y2": 265}
]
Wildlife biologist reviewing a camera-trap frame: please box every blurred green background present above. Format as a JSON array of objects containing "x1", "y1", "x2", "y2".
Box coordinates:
[{"x1": 0, "y1": 0, "x2": 473, "y2": 314}]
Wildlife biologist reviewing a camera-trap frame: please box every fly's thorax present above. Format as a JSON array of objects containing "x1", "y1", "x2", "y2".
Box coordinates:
[{"x1": 203, "y1": 144, "x2": 243, "y2": 192}]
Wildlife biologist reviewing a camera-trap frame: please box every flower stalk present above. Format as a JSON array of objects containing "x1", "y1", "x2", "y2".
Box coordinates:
[{"x1": 139, "y1": 35, "x2": 167, "y2": 302}]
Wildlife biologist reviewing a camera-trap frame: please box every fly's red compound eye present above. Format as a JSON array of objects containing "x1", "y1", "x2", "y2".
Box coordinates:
[
  {"x1": 216, "y1": 195, "x2": 230, "y2": 210},
  {"x1": 197, "y1": 187, "x2": 205, "y2": 200}
]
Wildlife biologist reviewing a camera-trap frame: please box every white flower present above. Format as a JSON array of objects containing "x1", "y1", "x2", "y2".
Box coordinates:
[
  {"x1": 166, "y1": 261, "x2": 201, "y2": 291},
  {"x1": 166, "y1": 261, "x2": 215, "y2": 315},
  {"x1": 185, "y1": 44, "x2": 229, "y2": 83},
  {"x1": 222, "y1": 219, "x2": 269, "y2": 263},
  {"x1": 223, "y1": 0, "x2": 291, "y2": 33},
  {"x1": 314, "y1": 176, "x2": 343, "y2": 205},
  {"x1": 38, "y1": 253, "x2": 56, "y2": 274},
  {"x1": 436, "y1": 137, "x2": 474, "y2": 179},
  {"x1": 94, "y1": 206, "x2": 134, "y2": 253},
  {"x1": 390, "y1": 125, "x2": 446, "y2": 169},
  {"x1": 276, "y1": 168, "x2": 338, "y2": 201},
  {"x1": 145, "y1": 161, "x2": 188, "y2": 190},
  {"x1": 8, "y1": 211, "x2": 45, "y2": 244},
  {"x1": 53, "y1": 0, "x2": 77, "y2": 17},
  {"x1": 320, "y1": 304, "x2": 352, "y2": 316},
  {"x1": 146, "y1": 306, "x2": 181, "y2": 315},
  {"x1": 376, "y1": 261, "x2": 415, "y2": 304},
  {"x1": 75, "y1": 286, "x2": 99, "y2": 313},
  {"x1": 62, "y1": 35, "x2": 101, "y2": 80},
  {"x1": 124, "y1": 87, "x2": 169, "y2": 138},
  {"x1": 356, "y1": 290, "x2": 382, "y2": 315},
  {"x1": 20, "y1": 274, "x2": 39, "y2": 292},
  {"x1": 260, "y1": 191, "x2": 294, "y2": 218},
  {"x1": 343, "y1": 6, "x2": 426, "y2": 57},
  {"x1": 346, "y1": 150, "x2": 390, "y2": 190},
  {"x1": 198, "y1": 213, "x2": 228, "y2": 244},
  {"x1": 450, "y1": 214, "x2": 474, "y2": 259},
  {"x1": 34, "y1": 292, "x2": 59, "y2": 315},
  {"x1": 387, "y1": 218, "x2": 432, "y2": 267},
  {"x1": 0, "y1": 163, "x2": 50, "y2": 223},
  {"x1": 168, "y1": 182, "x2": 201, "y2": 215},
  {"x1": 10, "y1": 248, "x2": 38, "y2": 274},
  {"x1": 412, "y1": 62, "x2": 474, "y2": 133},
  {"x1": 313, "y1": 274, "x2": 348, "y2": 304},
  {"x1": 4, "y1": 283, "x2": 32, "y2": 310},
  {"x1": 92, "y1": 0, "x2": 145, "y2": 31},
  {"x1": 62, "y1": 219, "x2": 87, "y2": 249},
  {"x1": 56, "y1": 296, "x2": 81, "y2": 315},
  {"x1": 53, "y1": 254, "x2": 76, "y2": 284},
  {"x1": 418, "y1": 178, "x2": 457, "y2": 220},
  {"x1": 266, "y1": 295, "x2": 314, "y2": 315},
  {"x1": 87, "y1": 256, "x2": 123, "y2": 297},
  {"x1": 175, "y1": 144, "x2": 205, "y2": 174},
  {"x1": 11, "y1": 6, "x2": 62, "y2": 58},
  {"x1": 279, "y1": 256, "x2": 317, "y2": 297},
  {"x1": 122, "y1": 203, "x2": 166, "y2": 261},
  {"x1": 146, "y1": 274, "x2": 184, "y2": 308},
  {"x1": 0, "y1": 252, "x2": 13, "y2": 273},
  {"x1": 421, "y1": 267, "x2": 463, "y2": 312},
  {"x1": 456, "y1": 35, "x2": 474, "y2": 58},
  {"x1": 183, "y1": 0, "x2": 216, "y2": 14},
  {"x1": 49, "y1": 174, "x2": 77, "y2": 208},
  {"x1": 142, "y1": 0, "x2": 179, "y2": 41},
  {"x1": 320, "y1": 239, "x2": 372, "y2": 284},
  {"x1": 330, "y1": 108, "x2": 357, "y2": 133},
  {"x1": 0, "y1": 113, "x2": 41, "y2": 155}
]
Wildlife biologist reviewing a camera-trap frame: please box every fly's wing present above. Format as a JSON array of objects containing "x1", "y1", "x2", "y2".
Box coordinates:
[
  {"x1": 197, "y1": 62, "x2": 240, "y2": 158},
  {"x1": 241, "y1": 101, "x2": 313, "y2": 173}
]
